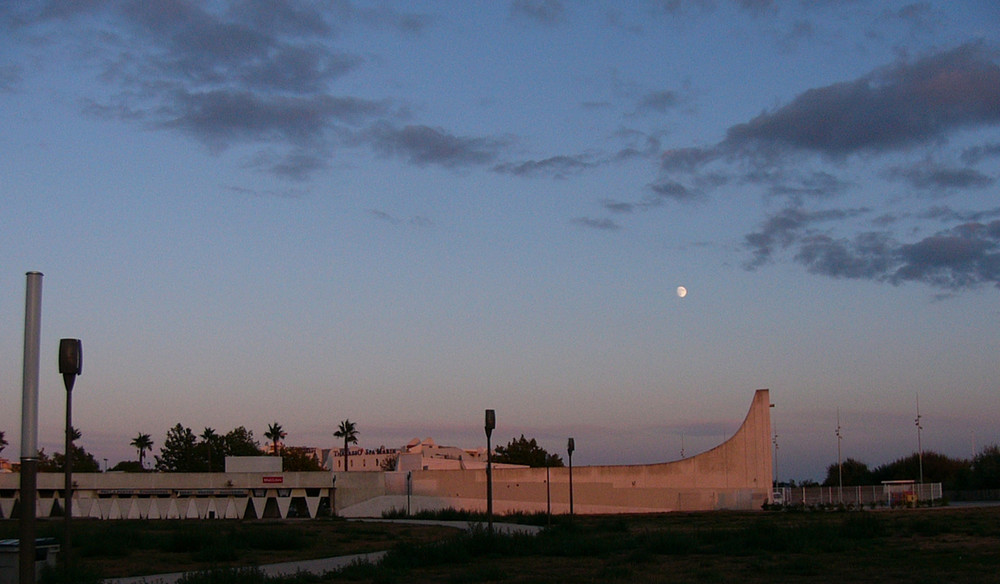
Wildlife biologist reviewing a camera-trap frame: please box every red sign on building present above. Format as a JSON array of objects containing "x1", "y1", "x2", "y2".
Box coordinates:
[{"x1": 262, "y1": 476, "x2": 283, "y2": 484}]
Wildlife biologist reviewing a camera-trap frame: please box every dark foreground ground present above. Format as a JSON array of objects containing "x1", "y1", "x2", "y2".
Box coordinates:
[{"x1": 4, "y1": 506, "x2": 1000, "y2": 583}]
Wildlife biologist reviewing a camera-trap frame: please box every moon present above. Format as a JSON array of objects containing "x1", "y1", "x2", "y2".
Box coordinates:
[{"x1": 676, "y1": 286, "x2": 687, "y2": 298}]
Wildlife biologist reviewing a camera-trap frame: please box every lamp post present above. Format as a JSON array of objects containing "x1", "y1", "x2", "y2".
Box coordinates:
[
  {"x1": 59, "y1": 338, "x2": 82, "y2": 580},
  {"x1": 567, "y1": 437, "x2": 575, "y2": 516},
  {"x1": 19, "y1": 272, "x2": 42, "y2": 584},
  {"x1": 836, "y1": 409, "x2": 843, "y2": 504},
  {"x1": 915, "y1": 395, "x2": 924, "y2": 484},
  {"x1": 485, "y1": 409, "x2": 495, "y2": 534},
  {"x1": 406, "y1": 471, "x2": 412, "y2": 517},
  {"x1": 772, "y1": 429, "x2": 779, "y2": 488}
]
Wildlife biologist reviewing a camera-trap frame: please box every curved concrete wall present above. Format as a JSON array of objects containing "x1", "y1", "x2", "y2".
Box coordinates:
[{"x1": 339, "y1": 389, "x2": 772, "y2": 515}]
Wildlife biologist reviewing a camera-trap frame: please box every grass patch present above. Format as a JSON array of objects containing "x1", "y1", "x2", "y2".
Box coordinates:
[{"x1": 7, "y1": 507, "x2": 1000, "y2": 583}]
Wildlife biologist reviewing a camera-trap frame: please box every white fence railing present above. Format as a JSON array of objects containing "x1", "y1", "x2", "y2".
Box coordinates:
[{"x1": 772, "y1": 482, "x2": 942, "y2": 507}]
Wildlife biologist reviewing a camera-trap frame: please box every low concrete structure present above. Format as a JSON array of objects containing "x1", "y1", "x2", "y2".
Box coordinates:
[{"x1": 0, "y1": 390, "x2": 771, "y2": 518}]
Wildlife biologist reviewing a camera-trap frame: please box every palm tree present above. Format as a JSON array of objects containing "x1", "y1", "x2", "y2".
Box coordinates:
[
  {"x1": 264, "y1": 422, "x2": 286, "y2": 456},
  {"x1": 0, "y1": 431, "x2": 7, "y2": 456},
  {"x1": 130, "y1": 433, "x2": 153, "y2": 469},
  {"x1": 333, "y1": 419, "x2": 359, "y2": 472},
  {"x1": 200, "y1": 427, "x2": 218, "y2": 471}
]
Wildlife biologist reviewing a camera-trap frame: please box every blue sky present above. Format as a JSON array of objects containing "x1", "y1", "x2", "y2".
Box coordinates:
[{"x1": 1, "y1": 1, "x2": 998, "y2": 481}]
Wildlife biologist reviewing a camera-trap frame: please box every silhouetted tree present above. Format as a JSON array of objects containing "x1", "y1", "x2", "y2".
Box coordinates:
[
  {"x1": 200, "y1": 427, "x2": 222, "y2": 471},
  {"x1": 493, "y1": 435, "x2": 564, "y2": 468},
  {"x1": 822, "y1": 458, "x2": 873, "y2": 487},
  {"x1": 972, "y1": 445, "x2": 1000, "y2": 489},
  {"x1": 264, "y1": 422, "x2": 286, "y2": 456},
  {"x1": 44, "y1": 427, "x2": 100, "y2": 472},
  {"x1": 282, "y1": 447, "x2": 325, "y2": 471},
  {"x1": 872, "y1": 451, "x2": 971, "y2": 490},
  {"x1": 0, "y1": 430, "x2": 7, "y2": 456},
  {"x1": 110, "y1": 460, "x2": 144, "y2": 472},
  {"x1": 334, "y1": 419, "x2": 359, "y2": 471},
  {"x1": 156, "y1": 424, "x2": 200, "y2": 472},
  {"x1": 222, "y1": 426, "x2": 260, "y2": 458},
  {"x1": 130, "y1": 432, "x2": 153, "y2": 469}
]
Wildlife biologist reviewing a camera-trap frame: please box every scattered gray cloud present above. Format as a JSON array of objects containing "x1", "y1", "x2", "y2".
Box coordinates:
[
  {"x1": 247, "y1": 149, "x2": 330, "y2": 181},
  {"x1": 655, "y1": 43, "x2": 1000, "y2": 292},
  {"x1": 961, "y1": 143, "x2": 1000, "y2": 165},
  {"x1": 494, "y1": 154, "x2": 598, "y2": 178},
  {"x1": 750, "y1": 170, "x2": 849, "y2": 200},
  {"x1": 747, "y1": 206, "x2": 1000, "y2": 289},
  {"x1": 891, "y1": 222, "x2": 1000, "y2": 288},
  {"x1": 0, "y1": 1, "x2": 459, "y2": 180},
  {"x1": 163, "y1": 90, "x2": 391, "y2": 149},
  {"x1": 744, "y1": 206, "x2": 872, "y2": 268},
  {"x1": 509, "y1": 0, "x2": 566, "y2": 26},
  {"x1": 633, "y1": 90, "x2": 679, "y2": 115},
  {"x1": 885, "y1": 163, "x2": 995, "y2": 193},
  {"x1": 649, "y1": 180, "x2": 699, "y2": 202},
  {"x1": 724, "y1": 43, "x2": 1000, "y2": 158},
  {"x1": 918, "y1": 206, "x2": 1000, "y2": 223},
  {"x1": 572, "y1": 217, "x2": 621, "y2": 230},
  {"x1": 368, "y1": 123, "x2": 505, "y2": 167},
  {"x1": 603, "y1": 200, "x2": 636, "y2": 213},
  {"x1": 794, "y1": 232, "x2": 896, "y2": 280}
]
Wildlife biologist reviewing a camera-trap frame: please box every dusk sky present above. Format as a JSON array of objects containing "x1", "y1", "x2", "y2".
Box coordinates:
[{"x1": 2, "y1": 1, "x2": 999, "y2": 482}]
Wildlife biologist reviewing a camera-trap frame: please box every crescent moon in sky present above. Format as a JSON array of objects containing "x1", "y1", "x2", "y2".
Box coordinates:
[{"x1": 677, "y1": 286, "x2": 687, "y2": 298}]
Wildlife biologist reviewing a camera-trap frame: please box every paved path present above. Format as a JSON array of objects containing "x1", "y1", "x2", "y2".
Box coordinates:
[
  {"x1": 103, "y1": 551, "x2": 387, "y2": 584},
  {"x1": 350, "y1": 518, "x2": 543, "y2": 535},
  {"x1": 102, "y1": 520, "x2": 540, "y2": 584}
]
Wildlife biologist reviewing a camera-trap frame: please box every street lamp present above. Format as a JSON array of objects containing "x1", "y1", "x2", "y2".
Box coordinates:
[
  {"x1": 567, "y1": 437, "x2": 575, "y2": 516},
  {"x1": 59, "y1": 338, "x2": 82, "y2": 580},
  {"x1": 485, "y1": 409, "x2": 495, "y2": 534}
]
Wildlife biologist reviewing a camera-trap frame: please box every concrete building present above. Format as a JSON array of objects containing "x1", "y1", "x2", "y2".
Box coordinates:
[
  {"x1": 327, "y1": 446, "x2": 399, "y2": 472},
  {"x1": 0, "y1": 390, "x2": 772, "y2": 519}
]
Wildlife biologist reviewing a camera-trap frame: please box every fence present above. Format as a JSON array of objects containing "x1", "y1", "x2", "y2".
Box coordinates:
[{"x1": 773, "y1": 482, "x2": 942, "y2": 507}]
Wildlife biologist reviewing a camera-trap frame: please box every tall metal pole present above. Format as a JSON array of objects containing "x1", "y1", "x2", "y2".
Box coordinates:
[
  {"x1": 484, "y1": 409, "x2": 495, "y2": 534},
  {"x1": 915, "y1": 394, "x2": 923, "y2": 484},
  {"x1": 59, "y1": 338, "x2": 82, "y2": 581},
  {"x1": 772, "y1": 428, "x2": 779, "y2": 488},
  {"x1": 19, "y1": 272, "x2": 43, "y2": 584},
  {"x1": 64, "y1": 386, "x2": 72, "y2": 575},
  {"x1": 567, "y1": 437, "x2": 575, "y2": 516},
  {"x1": 836, "y1": 409, "x2": 843, "y2": 504}
]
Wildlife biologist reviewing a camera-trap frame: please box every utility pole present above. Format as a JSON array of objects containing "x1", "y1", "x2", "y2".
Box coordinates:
[
  {"x1": 915, "y1": 395, "x2": 923, "y2": 484},
  {"x1": 836, "y1": 409, "x2": 843, "y2": 504}
]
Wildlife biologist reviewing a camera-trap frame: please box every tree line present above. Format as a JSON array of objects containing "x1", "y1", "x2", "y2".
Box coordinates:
[{"x1": 814, "y1": 446, "x2": 1000, "y2": 491}]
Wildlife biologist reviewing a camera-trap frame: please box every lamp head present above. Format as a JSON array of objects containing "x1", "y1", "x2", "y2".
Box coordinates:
[
  {"x1": 485, "y1": 409, "x2": 495, "y2": 434},
  {"x1": 59, "y1": 338, "x2": 82, "y2": 391}
]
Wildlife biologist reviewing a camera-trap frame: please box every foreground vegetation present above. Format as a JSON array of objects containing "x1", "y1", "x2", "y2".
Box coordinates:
[{"x1": 5, "y1": 506, "x2": 1000, "y2": 583}]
